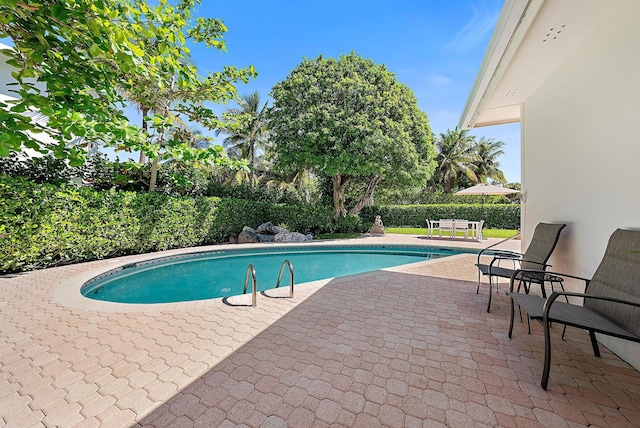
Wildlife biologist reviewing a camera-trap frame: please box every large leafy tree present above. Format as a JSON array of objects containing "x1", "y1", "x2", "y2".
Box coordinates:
[
  {"x1": 434, "y1": 127, "x2": 478, "y2": 193},
  {"x1": 472, "y1": 137, "x2": 507, "y2": 184},
  {"x1": 0, "y1": 0, "x2": 256, "y2": 176},
  {"x1": 268, "y1": 53, "x2": 435, "y2": 218},
  {"x1": 216, "y1": 91, "x2": 270, "y2": 186}
]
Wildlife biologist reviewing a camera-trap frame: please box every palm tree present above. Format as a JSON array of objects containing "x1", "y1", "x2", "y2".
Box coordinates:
[
  {"x1": 473, "y1": 137, "x2": 507, "y2": 184},
  {"x1": 435, "y1": 128, "x2": 478, "y2": 193},
  {"x1": 216, "y1": 91, "x2": 270, "y2": 186}
]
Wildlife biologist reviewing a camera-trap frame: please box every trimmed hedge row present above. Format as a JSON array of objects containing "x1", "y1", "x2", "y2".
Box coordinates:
[
  {"x1": 0, "y1": 177, "x2": 334, "y2": 273},
  {"x1": 1, "y1": 176, "x2": 520, "y2": 273},
  {"x1": 360, "y1": 204, "x2": 521, "y2": 229}
]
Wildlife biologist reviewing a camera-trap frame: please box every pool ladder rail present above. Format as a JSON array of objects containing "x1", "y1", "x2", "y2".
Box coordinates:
[
  {"x1": 243, "y1": 264, "x2": 257, "y2": 307},
  {"x1": 242, "y1": 260, "x2": 294, "y2": 307},
  {"x1": 275, "y1": 259, "x2": 294, "y2": 298}
]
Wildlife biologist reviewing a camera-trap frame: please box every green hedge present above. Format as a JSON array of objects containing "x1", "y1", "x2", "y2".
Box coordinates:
[
  {"x1": 0, "y1": 177, "x2": 334, "y2": 273},
  {"x1": 360, "y1": 204, "x2": 520, "y2": 229}
]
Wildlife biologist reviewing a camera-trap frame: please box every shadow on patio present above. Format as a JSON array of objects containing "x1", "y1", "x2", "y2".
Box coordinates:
[{"x1": 134, "y1": 266, "x2": 640, "y2": 427}]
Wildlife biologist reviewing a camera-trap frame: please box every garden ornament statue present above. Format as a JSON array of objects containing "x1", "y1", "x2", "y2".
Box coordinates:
[{"x1": 369, "y1": 215, "x2": 386, "y2": 234}]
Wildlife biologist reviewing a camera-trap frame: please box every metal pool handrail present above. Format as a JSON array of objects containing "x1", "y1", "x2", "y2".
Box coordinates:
[
  {"x1": 275, "y1": 259, "x2": 294, "y2": 298},
  {"x1": 243, "y1": 264, "x2": 257, "y2": 307}
]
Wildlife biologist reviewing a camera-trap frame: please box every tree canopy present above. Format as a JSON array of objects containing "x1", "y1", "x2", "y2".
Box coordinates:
[
  {"x1": 472, "y1": 137, "x2": 507, "y2": 184},
  {"x1": 0, "y1": 0, "x2": 256, "y2": 170},
  {"x1": 268, "y1": 52, "x2": 435, "y2": 218},
  {"x1": 217, "y1": 91, "x2": 270, "y2": 186}
]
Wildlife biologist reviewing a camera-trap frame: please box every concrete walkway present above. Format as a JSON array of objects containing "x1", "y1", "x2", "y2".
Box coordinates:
[{"x1": 1, "y1": 234, "x2": 639, "y2": 427}]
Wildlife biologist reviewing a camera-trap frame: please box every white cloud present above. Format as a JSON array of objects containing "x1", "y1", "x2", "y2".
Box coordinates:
[
  {"x1": 446, "y1": 3, "x2": 500, "y2": 53},
  {"x1": 430, "y1": 74, "x2": 453, "y2": 86}
]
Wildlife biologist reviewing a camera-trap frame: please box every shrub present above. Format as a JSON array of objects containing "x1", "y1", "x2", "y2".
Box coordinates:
[
  {"x1": 0, "y1": 176, "x2": 338, "y2": 273},
  {"x1": 267, "y1": 204, "x2": 335, "y2": 235},
  {"x1": 334, "y1": 214, "x2": 364, "y2": 233},
  {"x1": 0, "y1": 152, "x2": 74, "y2": 184},
  {"x1": 360, "y1": 204, "x2": 520, "y2": 229},
  {"x1": 206, "y1": 181, "x2": 305, "y2": 205}
]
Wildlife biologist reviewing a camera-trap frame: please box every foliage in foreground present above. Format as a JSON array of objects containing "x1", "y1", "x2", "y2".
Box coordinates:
[
  {"x1": 0, "y1": 177, "x2": 335, "y2": 273},
  {"x1": 0, "y1": 0, "x2": 254, "y2": 183}
]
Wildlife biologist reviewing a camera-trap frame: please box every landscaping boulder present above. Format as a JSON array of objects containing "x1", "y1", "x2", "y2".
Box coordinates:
[
  {"x1": 271, "y1": 225, "x2": 289, "y2": 235},
  {"x1": 258, "y1": 234, "x2": 274, "y2": 242},
  {"x1": 238, "y1": 226, "x2": 259, "y2": 244},
  {"x1": 256, "y1": 222, "x2": 275, "y2": 234},
  {"x1": 274, "y1": 232, "x2": 308, "y2": 242}
]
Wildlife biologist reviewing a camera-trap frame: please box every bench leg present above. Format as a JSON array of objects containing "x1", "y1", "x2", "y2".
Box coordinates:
[{"x1": 589, "y1": 330, "x2": 600, "y2": 357}]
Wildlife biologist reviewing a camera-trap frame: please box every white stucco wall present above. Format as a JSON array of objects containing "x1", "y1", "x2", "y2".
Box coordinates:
[{"x1": 521, "y1": 1, "x2": 640, "y2": 369}]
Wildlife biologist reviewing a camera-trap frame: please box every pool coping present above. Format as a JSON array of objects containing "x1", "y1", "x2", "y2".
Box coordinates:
[{"x1": 53, "y1": 239, "x2": 481, "y2": 313}]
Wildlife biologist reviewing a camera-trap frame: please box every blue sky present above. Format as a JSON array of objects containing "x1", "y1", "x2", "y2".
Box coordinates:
[{"x1": 161, "y1": 0, "x2": 521, "y2": 182}]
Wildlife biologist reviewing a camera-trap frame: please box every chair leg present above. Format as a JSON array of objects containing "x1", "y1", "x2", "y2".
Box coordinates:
[
  {"x1": 589, "y1": 330, "x2": 600, "y2": 357},
  {"x1": 542, "y1": 318, "x2": 552, "y2": 390},
  {"x1": 508, "y1": 297, "x2": 515, "y2": 338},
  {"x1": 486, "y1": 276, "x2": 493, "y2": 313}
]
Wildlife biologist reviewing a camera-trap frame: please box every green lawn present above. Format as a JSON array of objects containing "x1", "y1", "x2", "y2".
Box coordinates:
[{"x1": 386, "y1": 227, "x2": 518, "y2": 238}]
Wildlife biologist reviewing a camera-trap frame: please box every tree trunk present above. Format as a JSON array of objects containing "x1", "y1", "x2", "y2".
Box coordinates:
[
  {"x1": 249, "y1": 137, "x2": 256, "y2": 186},
  {"x1": 138, "y1": 107, "x2": 149, "y2": 164},
  {"x1": 332, "y1": 173, "x2": 349, "y2": 220},
  {"x1": 149, "y1": 156, "x2": 159, "y2": 192},
  {"x1": 348, "y1": 174, "x2": 381, "y2": 216}
]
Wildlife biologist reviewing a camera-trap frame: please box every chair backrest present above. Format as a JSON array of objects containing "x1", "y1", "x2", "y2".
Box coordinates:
[
  {"x1": 585, "y1": 228, "x2": 640, "y2": 336},
  {"x1": 521, "y1": 223, "x2": 567, "y2": 270},
  {"x1": 439, "y1": 219, "x2": 454, "y2": 229},
  {"x1": 454, "y1": 220, "x2": 469, "y2": 227}
]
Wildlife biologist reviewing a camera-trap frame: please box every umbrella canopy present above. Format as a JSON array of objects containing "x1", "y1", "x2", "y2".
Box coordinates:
[
  {"x1": 455, "y1": 183, "x2": 520, "y2": 196},
  {"x1": 455, "y1": 184, "x2": 520, "y2": 224}
]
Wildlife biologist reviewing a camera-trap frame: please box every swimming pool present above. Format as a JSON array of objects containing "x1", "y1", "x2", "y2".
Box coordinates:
[{"x1": 81, "y1": 245, "x2": 467, "y2": 304}]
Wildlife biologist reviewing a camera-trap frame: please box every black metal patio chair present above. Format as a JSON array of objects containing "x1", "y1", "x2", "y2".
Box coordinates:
[
  {"x1": 508, "y1": 228, "x2": 640, "y2": 389},
  {"x1": 476, "y1": 222, "x2": 567, "y2": 312}
]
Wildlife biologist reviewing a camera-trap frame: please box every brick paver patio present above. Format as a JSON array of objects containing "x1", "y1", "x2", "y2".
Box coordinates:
[{"x1": 1, "y1": 235, "x2": 639, "y2": 427}]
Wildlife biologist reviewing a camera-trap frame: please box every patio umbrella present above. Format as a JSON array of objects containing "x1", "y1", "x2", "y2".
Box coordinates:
[{"x1": 455, "y1": 183, "x2": 520, "y2": 222}]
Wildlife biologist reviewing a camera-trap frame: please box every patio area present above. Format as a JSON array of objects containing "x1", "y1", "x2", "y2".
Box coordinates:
[{"x1": 1, "y1": 234, "x2": 639, "y2": 427}]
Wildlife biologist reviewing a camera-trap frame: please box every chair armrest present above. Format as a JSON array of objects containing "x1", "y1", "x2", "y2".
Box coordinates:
[
  {"x1": 489, "y1": 254, "x2": 524, "y2": 269},
  {"x1": 543, "y1": 291, "x2": 640, "y2": 319},
  {"x1": 477, "y1": 232, "x2": 521, "y2": 264},
  {"x1": 508, "y1": 269, "x2": 591, "y2": 292},
  {"x1": 493, "y1": 250, "x2": 523, "y2": 258}
]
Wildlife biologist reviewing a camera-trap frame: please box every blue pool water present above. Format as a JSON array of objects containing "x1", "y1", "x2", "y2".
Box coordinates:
[{"x1": 82, "y1": 245, "x2": 466, "y2": 304}]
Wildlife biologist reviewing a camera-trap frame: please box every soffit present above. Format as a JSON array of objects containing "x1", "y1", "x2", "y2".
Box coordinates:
[{"x1": 462, "y1": 0, "x2": 618, "y2": 128}]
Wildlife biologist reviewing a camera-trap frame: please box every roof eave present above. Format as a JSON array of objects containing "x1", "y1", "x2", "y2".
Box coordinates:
[{"x1": 458, "y1": 0, "x2": 542, "y2": 130}]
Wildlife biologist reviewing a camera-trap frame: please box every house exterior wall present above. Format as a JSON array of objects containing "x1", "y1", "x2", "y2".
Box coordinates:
[{"x1": 521, "y1": 1, "x2": 640, "y2": 370}]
